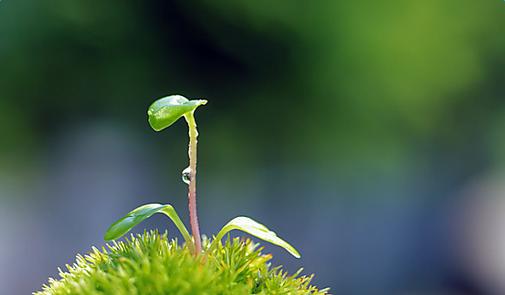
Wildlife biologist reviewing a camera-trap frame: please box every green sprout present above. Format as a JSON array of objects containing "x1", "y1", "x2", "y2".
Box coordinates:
[
  {"x1": 36, "y1": 94, "x2": 326, "y2": 294},
  {"x1": 104, "y1": 94, "x2": 300, "y2": 259}
]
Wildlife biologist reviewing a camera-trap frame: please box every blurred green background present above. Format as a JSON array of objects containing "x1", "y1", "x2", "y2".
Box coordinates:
[{"x1": 1, "y1": 1, "x2": 505, "y2": 294}]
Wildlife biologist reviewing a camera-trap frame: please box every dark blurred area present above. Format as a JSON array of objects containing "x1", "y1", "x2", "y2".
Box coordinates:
[{"x1": 1, "y1": 1, "x2": 505, "y2": 294}]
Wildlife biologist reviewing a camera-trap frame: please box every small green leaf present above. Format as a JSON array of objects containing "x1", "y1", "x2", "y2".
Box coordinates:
[
  {"x1": 211, "y1": 216, "x2": 301, "y2": 258},
  {"x1": 104, "y1": 203, "x2": 193, "y2": 247},
  {"x1": 147, "y1": 95, "x2": 207, "y2": 131}
]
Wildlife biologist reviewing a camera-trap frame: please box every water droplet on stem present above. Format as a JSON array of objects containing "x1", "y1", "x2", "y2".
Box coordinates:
[{"x1": 182, "y1": 166, "x2": 191, "y2": 184}]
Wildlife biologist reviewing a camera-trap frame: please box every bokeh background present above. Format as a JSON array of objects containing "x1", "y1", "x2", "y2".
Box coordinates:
[{"x1": 1, "y1": 1, "x2": 505, "y2": 294}]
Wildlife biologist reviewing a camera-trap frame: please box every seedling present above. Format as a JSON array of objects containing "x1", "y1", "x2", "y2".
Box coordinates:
[
  {"x1": 104, "y1": 95, "x2": 300, "y2": 258},
  {"x1": 36, "y1": 95, "x2": 326, "y2": 294}
]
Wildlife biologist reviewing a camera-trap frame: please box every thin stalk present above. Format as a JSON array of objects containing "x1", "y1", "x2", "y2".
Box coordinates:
[{"x1": 184, "y1": 111, "x2": 202, "y2": 254}]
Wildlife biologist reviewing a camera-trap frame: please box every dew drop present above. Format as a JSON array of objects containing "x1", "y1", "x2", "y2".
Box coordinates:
[{"x1": 182, "y1": 166, "x2": 191, "y2": 184}]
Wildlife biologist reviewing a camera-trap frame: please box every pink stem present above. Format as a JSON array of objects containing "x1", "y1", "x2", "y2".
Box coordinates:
[{"x1": 185, "y1": 112, "x2": 202, "y2": 254}]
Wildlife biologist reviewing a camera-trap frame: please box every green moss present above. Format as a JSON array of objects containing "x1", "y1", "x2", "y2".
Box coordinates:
[{"x1": 36, "y1": 231, "x2": 328, "y2": 295}]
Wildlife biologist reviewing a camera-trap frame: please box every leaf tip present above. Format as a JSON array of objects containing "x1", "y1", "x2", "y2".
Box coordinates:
[{"x1": 291, "y1": 249, "x2": 302, "y2": 259}]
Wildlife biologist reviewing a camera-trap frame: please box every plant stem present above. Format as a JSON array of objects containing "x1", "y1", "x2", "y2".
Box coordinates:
[{"x1": 184, "y1": 112, "x2": 202, "y2": 254}]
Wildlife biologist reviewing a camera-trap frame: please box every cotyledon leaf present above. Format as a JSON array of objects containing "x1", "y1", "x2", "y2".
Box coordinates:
[
  {"x1": 104, "y1": 203, "x2": 193, "y2": 248},
  {"x1": 147, "y1": 95, "x2": 207, "y2": 131},
  {"x1": 211, "y1": 216, "x2": 301, "y2": 258}
]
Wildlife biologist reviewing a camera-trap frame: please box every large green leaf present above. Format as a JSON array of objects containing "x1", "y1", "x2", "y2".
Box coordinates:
[
  {"x1": 104, "y1": 203, "x2": 192, "y2": 247},
  {"x1": 211, "y1": 216, "x2": 301, "y2": 258},
  {"x1": 147, "y1": 95, "x2": 207, "y2": 131}
]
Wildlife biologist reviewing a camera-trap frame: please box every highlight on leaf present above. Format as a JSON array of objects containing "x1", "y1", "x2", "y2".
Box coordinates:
[
  {"x1": 104, "y1": 203, "x2": 192, "y2": 247},
  {"x1": 147, "y1": 95, "x2": 207, "y2": 131},
  {"x1": 211, "y1": 216, "x2": 301, "y2": 258}
]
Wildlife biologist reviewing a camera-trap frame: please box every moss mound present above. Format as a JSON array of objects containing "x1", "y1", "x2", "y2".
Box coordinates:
[{"x1": 36, "y1": 231, "x2": 328, "y2": 294}]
